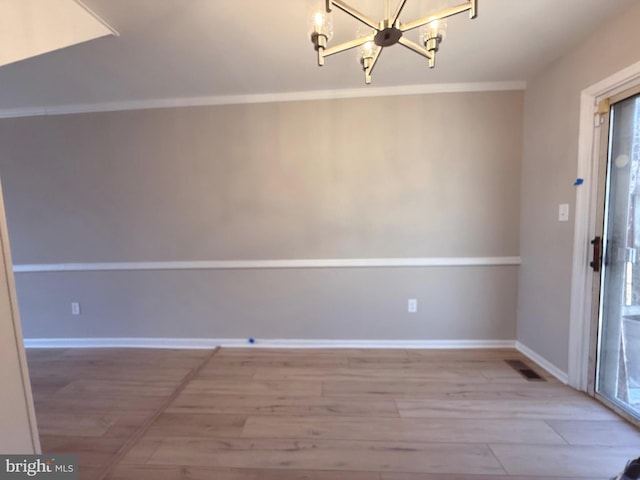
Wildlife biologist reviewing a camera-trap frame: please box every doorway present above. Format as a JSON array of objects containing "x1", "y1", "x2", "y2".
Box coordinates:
[{"x1": 591, "y1": 87, "x2": 640, "y2": 422}]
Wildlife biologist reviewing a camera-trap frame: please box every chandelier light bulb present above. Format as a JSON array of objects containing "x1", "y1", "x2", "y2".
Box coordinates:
[
  {"x1": 355, "y1": 25, "x2": 377, "y2": 64},
  {"x1": 359, "y1": 40, "x2": 377, "y2": 71},
  {"x1": 421, "y1": 18, "x2": 447, "y2": 43},
  {"x1": 362, "y1": 41, "x2": 376, "y2": 59},
  {"x1": 309, "y1": 9, "x2": 334, "y2": 41}
]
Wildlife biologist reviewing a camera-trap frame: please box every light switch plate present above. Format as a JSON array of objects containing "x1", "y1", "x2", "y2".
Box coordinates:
[
  {"x1": 559, "y1": 203, "x2": 569, "y2": 222},
  {"x1": 408, "y1": 298, "x2": 417, "y2": 313}
]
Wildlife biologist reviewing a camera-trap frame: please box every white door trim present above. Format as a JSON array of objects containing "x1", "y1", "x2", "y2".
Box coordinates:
[
  {"x1": 568, "y1": 59, "x2": 640, "y2": 390},
  {"x1": 0, "y1": 181, "x2": 40, "y2": 453}
]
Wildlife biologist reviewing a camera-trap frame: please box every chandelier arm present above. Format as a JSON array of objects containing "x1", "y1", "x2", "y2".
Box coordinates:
[
  {"x1": 366, "y1": 45, "x2": 383, "y2": 77},
  {"x1": 328, "y1": 0, "x2": 379, "y2": 30},
  {"x1": 400, "y1": 1, "x2": 474, "y2": 33},
  {"x1": 391, "y1": 0, "x2": 408, "y2": 24},
  {"x1": 398, "y1": 37, "x2": 433, "y2": 61},
  {"x1": 322, "y1": 35, "x2": 375, "y2": 58}
]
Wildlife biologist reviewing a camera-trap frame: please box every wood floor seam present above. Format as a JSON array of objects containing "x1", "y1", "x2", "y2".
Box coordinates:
[
  {"x1": 543, "y1": 419, "x2": 571, "y2": 445},
  {"x1": 141, "y1": 432, "x2": 578, "y2": 447},
  {"x1": 94, "y1": 347, "x2": 220, "y2": 480},
  {"x1": 486, "y1": 443, "x2": 510, "y2": 476}
]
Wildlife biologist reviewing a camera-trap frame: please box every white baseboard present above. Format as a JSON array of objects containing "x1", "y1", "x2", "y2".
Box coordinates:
[
  {"x1": 24, "y1": 337, "x2": 516, "y2": 350},
  {"x1": 516, "y1": 341, "x2": 569, "y2": 384},
  {"x1": 24, "y1": 337, "x2": 569, "y2": 383}
]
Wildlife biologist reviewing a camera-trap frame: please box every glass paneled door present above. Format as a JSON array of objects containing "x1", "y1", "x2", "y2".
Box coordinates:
[{"x1": 595, "y1": 90, "x2": 640, "y2": 421}]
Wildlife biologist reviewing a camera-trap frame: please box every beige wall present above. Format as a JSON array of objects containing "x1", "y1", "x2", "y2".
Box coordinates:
[
  {"x1": 0, "y1": 181, "x2": 39, "y2": 453},
  {"x1": 0, "y1": 91, "x2": 523, "y2": 340},
  {"x1": 518, "y1": 3, "x2": 640, "y2": 372},
  {"x1": 16, "y1": 267, "x2": 518, "y2": 340}
]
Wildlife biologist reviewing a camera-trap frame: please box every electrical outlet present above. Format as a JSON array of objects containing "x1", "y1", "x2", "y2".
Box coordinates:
[
  {"x1": 408, "y1": 298, "x2": 418, "y2": 313},
  {"x1": 71, "y1": 302, "x2": 81, "y2": 315}
]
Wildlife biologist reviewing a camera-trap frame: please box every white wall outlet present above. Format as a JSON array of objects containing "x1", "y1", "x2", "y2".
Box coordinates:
[
  {"x1": 408, "y1": 298, "x2": 418, "y2": 313},
  {"x1": 559, "y1": 203, "x2": 570, "y2": 222},
  {"x1": 71, "y1": 302, "x2": 81, "y2": 315}
]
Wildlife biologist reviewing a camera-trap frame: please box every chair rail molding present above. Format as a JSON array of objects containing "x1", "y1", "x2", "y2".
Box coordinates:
[{"x1": 13, "y1": 256, "x2": 521, "y2": 273}]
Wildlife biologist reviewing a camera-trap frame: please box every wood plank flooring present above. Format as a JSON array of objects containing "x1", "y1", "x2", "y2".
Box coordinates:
[
  {"x1": 27, "y1": 348, "x2": 215, "y2": 479},
  {"x1": 26, "y1": 348, "x2": 640, "y2": 480}
]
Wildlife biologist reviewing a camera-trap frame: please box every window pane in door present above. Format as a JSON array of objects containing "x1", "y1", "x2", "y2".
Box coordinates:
[{"x1": 597, "y1": 93, "x2": 640, "y2": 418}]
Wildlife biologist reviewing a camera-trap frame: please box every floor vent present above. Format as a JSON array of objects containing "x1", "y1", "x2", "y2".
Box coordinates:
[{"x1": 505, "y1": 359, "x2": 546, "y2": 381}]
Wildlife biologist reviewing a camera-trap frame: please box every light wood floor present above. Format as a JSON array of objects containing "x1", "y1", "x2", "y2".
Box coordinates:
[{"x1": 27, "y1": 348, "x2": 640, "y2": 480}]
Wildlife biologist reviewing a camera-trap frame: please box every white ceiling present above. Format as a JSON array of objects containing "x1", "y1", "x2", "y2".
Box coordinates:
[
  {"x1": 0, "y1": 0, "x2": 114, "y2": 68},
  {"x1": 0, "y1": 0, "x2": 635, "y2": 111}
]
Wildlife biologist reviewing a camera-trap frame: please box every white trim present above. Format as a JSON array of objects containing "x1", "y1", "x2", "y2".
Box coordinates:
[
  {"x1": 568, "y1": 59, "x2": 640, "y2": 391},
  {"x1": 516, "y1": 342, "x2": 569, "y2": 384},
  {"x1": 73, "y1": 0, "x2": 120, "y2": 37},
  {"x1": 12, "y1": 256, "x2": 521, "y2": 273},
  {"x1": 568, "y1": 91, "x2": 601, "y2": 391},
  {"x1": 24, "y1": 337, "x2": 516, "y2": 350},
  {"x1": 0, "y1": 176, "x2": 41, "y2": 453},
  {"x1": 0, "y1": 81, "x2": 526, "y2": 119}
]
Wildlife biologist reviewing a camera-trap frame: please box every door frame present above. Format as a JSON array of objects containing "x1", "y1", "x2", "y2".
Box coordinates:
[
  {"x1": 0, "y1": 179, "x2": 40, "y2": 453},
  {"x1": 569, "y1": 59, "x2": 640, "y2": 391}
]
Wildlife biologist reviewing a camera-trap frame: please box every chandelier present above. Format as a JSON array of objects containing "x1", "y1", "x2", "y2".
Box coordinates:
[{"x1": 309, "y1": 0, "x2": 477, "y2": 84}]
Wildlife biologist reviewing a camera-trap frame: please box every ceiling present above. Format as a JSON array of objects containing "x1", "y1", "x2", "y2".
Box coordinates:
[
  {"x1": 0, "y1": 0, "x2": 635, "y2": 111},
  {"x1": 0, "y1": 0, "x2": 114, "y2": 68}
]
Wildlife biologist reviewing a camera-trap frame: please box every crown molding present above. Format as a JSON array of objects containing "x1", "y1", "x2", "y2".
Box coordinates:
[{"x1": 0, "y1": 81, "x2": 526, "y2": 119}]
